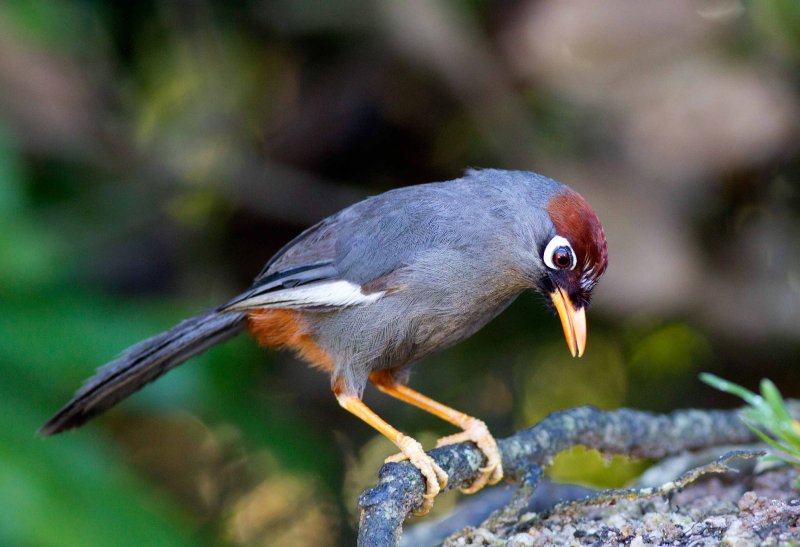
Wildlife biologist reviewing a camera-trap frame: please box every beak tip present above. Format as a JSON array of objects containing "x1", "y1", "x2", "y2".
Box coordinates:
[{"x1": 550, "y1": 288, "x2": 587, "y2": 360}]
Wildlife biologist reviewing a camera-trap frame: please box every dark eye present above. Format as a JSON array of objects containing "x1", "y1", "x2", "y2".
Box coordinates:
[
  {"x1": 543, "y1": 235, "x2": 576, "y2": 271},
  {"x1": 553, "y1": 246, "x2": 574, "y2": 269}
]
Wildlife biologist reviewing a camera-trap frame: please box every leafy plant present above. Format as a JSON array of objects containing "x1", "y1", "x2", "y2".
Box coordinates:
[{"x1": 701, "y1": 373, "x2": 800, "y2": 470}]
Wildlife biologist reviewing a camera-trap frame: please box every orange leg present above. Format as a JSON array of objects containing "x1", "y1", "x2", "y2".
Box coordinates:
[
  {"x1": 335, "y1": 391, "x2": 447, "y2": 515},
  {"x1": 369, "y1": 371, "x2": 503, "y2": 494}
]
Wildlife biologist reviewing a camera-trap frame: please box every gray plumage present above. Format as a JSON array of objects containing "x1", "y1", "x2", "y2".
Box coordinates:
[
  {"x1": 41, "y1": 169, "x2": 572, "y2": 435},
  {"x1": 249, "y1": 169, "x2": 563, "y2": 393}
]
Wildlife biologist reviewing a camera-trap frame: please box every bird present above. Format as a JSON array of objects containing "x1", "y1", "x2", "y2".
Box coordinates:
[{"x1": 40, "y1": 168, "x2": 607, "y2": 514}]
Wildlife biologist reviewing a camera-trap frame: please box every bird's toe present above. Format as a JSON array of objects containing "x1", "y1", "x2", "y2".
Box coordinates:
[
  {"x1": 388, "y1": 434, "x2": 448, "y2": 516},
  {"x1": 384, "y1": 451, "x2": 408, "y2": 464},
  {"x1": 436, "y1": 418, "x2": 503, "y2": 493}
]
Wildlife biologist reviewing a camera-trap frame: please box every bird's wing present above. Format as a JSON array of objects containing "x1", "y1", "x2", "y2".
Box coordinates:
[
  {"x1": 222, "y1": 271, "x2": 386, "y2": 311},
  {"x1": 223, "y1": 204, "x2": 397, "y2": 312},
  {"x1": 224, "y1": 176, "x2": 501, "y2": 312}
]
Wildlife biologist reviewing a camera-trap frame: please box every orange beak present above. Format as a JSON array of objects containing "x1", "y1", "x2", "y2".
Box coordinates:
[{"x1": 550, "y1": 288, "x2": 587, "y2": 358}]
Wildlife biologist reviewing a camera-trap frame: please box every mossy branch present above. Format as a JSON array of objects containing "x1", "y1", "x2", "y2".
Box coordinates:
[{"x1": 357, "y1": 404, "x2": 800, "y2": 547}]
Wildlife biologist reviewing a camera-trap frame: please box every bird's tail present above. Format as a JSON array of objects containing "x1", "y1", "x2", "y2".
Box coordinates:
[{"x1": 39, "y1": 307, "x2": 247, "y2": 436}]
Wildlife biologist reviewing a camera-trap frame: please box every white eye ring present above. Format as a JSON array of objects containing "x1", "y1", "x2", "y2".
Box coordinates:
[{"x1": 543, "y1": 235, "x2": 576, "y2": 271}]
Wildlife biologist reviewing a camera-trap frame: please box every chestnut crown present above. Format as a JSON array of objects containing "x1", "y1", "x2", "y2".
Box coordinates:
[{"x1": 540, "y1": 188, "x2": 608, "y2": 309}]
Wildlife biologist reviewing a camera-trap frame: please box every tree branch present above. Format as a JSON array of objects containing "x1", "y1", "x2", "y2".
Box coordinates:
[{"x1": 357, "y1": 404, "x2": 788, "y2": 547}]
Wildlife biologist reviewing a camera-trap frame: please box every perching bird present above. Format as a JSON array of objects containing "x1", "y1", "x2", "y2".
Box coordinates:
[{"x1": 41, "y1": 168, "x2": 607, "y2": 514}]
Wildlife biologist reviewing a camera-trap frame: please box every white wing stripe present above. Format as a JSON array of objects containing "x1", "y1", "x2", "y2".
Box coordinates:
[{"x1": 228, "y1": 280, "x2": 384, "y2": 310}]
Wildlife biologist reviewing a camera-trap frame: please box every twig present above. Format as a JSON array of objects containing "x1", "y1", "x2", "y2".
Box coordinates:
[
  {"x1": 357, "y1": 404, "x2": 797, "y2": 547},
  {"x1": 547, "y1": 448, "x2": 765, "y2": 516}
]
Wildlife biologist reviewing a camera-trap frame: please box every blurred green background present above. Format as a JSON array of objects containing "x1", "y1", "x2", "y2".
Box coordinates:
[{"x1": 1, "y1": 1, "x2": 799, "y2": 545}]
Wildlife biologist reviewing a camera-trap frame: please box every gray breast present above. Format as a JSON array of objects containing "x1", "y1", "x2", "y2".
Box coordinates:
[{"x1": 308, "y1": 248, "x2": 526, "y2": 395}]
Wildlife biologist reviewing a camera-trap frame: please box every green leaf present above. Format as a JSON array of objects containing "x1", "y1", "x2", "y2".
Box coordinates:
[
  {"x1": 760, "y1": 379, "x2": 793, "y2": 422},
  {"x1": 743, "y1": 420, "x2": 800, "y2": 461},
  {"x1": 700, "y1": 373, "x2": 760, "y2": 405},
  {"x1": 703, "y1": 373, "x2": 800, "y2": 468}
]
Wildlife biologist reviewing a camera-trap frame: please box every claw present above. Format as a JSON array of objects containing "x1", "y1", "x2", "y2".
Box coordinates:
[
  {"x1": 386, "y1": 435, "x2": 448, "y2": 515},
  {"x1": 436, "y1": 418, "x2": 503, "y2": 493}
]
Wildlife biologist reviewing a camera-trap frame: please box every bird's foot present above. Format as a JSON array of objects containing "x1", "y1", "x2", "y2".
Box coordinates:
[
  {"x1": 435, "y1": 418, "x2": 503, "y2": 494},
  {"x1": 385, "y1": 435, "x2": 448, "y2": 515}
]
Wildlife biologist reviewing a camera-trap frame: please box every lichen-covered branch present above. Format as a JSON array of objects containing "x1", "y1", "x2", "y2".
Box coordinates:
[{"x1": 357, "y1": 404, "x2": 791, "y2": 547}]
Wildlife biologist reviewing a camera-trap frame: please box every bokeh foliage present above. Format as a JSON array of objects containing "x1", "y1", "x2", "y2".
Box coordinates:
[{"x1": 1, "y1": 1, "x2": 799, "y2": 545}]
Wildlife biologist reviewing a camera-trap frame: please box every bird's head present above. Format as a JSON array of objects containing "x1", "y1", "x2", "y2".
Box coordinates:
[{"x1": 535, "y1": 187, "x2": 607, "y2": 357}]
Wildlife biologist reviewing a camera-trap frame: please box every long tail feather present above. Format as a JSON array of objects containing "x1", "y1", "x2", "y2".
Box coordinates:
[{"x1": 39, "y1": 308, "x2": 246, "y2": 436}]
